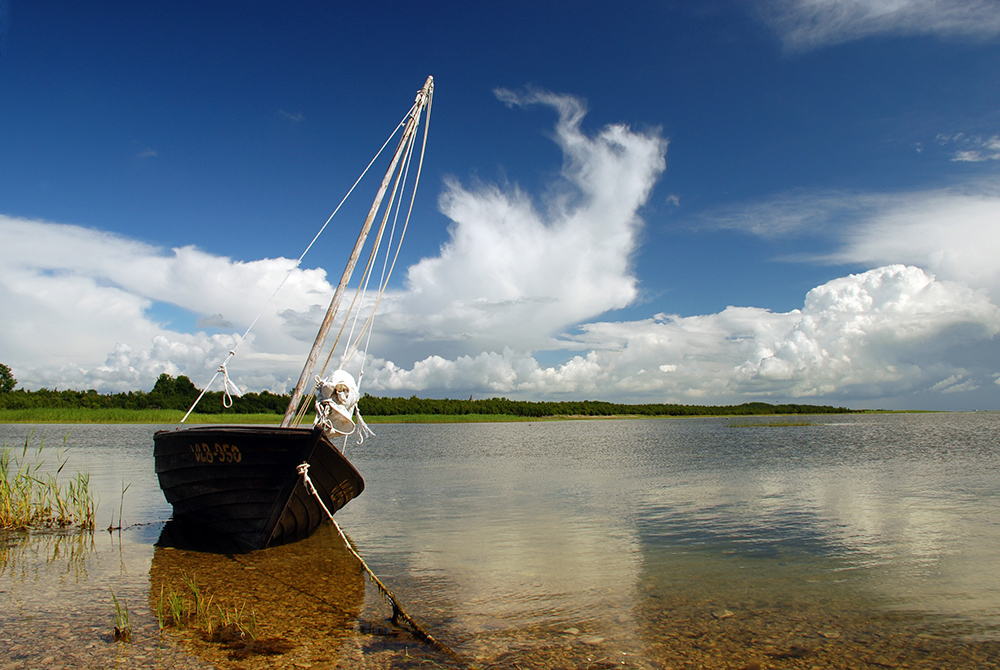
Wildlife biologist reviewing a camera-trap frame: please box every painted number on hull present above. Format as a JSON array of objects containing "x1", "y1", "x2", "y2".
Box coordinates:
[{"x1": 189, "y1": 442, "x2": 242, "y2": 464}]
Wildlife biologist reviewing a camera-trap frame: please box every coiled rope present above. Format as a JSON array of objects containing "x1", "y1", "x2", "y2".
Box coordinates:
[{"x1": 295, "y1": 463, "x2": 462, "y2": 662}]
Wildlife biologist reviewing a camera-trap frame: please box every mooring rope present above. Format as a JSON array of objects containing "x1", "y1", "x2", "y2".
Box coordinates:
[{"x1": 295, "y1": 463, "x2": 462, "y2": 662}]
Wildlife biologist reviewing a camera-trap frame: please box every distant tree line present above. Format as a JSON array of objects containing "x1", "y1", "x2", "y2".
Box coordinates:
[
  {"x1": 358, "y1": 395, "x2": 855, "y2": 417},
  {"x1": 0, "y1": 371, "x2": 856, "y2": 417},
  {"x1": 0, "y1": 373, "x2": 290, "y2": 414}
]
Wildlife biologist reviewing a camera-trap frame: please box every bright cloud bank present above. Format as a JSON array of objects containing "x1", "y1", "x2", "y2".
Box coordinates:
[{"x1": 3, "y1": 90, "x2": 1000, "y2": 409}]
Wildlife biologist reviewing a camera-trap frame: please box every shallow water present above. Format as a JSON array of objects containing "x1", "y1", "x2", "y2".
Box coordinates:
[{"x1": 2, "y1": 414, "x2": 1000, "y2": 668}]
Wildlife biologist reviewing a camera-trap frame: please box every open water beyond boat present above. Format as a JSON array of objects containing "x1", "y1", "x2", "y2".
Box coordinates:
[{"x1": 2, "y1": 413, "x2": 999, "y2": 668}]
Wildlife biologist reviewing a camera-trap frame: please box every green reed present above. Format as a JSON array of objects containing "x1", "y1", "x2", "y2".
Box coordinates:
[
  {"x1": 156, "y1": 574, "x2": 258, "y2": 641},
  {"x1": 0, "y1": 431, "x2": 96, "y2": 530},
  {"x1": 0, "y1": 529, "x2": 95, "y2": 582},
  {"x1": 110, "y1": 588, "x2": 133, "y2": 642},
  {"x1": 213, "y1": 601, "x2": 258, "y2": 641}
]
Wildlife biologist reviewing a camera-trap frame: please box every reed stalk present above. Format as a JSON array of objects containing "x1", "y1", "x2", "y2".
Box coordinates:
[
  {"x1": 155, "y1": 585, "x2": 166, "y2": 630},
  {"x1": 0, "y1": 432, "x2": 95, "y2": 530},
  {"x1": 154, "y1": 574, "x2": 258, "y2": 641},
  {"x1": 111, "y1": 589, "x2": 132, "y2": 642}
]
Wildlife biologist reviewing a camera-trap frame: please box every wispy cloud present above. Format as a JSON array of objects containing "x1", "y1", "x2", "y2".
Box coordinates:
[
  {"x1": 700, "y1": 181, "x2": 1000, "y2": 300},
  {"x1": 757, "y1": 0, "x2": 1000, "y2": 50},
  {"x1": 700, "y1": 189, "x2": 885, "y2": 237},
  {"x1": 823, "y1": 185, "x2": 1000, "y2": 297},
  {"x1": 279, "y1": 109, "x2": 304, "y2": 122},
  {"x1": 938, "y1": 132, "x2": 1000, "y2": 161}
]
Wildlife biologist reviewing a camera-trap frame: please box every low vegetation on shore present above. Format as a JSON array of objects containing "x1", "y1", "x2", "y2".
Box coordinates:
[
  {"x1": 0, "y1": 373, "x2": 857, "y2": 423},
  {"x1": 1, "y1": 431, "x2": 95, "y2": 530}
]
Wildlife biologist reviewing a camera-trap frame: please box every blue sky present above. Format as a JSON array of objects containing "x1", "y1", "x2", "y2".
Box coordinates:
[{"x1": 3, "y1": 0, "x2": 1000, "y2": 409}]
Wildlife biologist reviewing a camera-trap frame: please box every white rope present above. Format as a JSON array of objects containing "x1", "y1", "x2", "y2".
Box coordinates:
[
  {"x1": 343, "y1": 121, "x2": 416, "y2": 371},
  {"x1": 312, "y1": 374, "x2": 375, "y2": 453},
  {"x1": 300, "y1": 86, "x2": 433, "y2": 432},
  {"x1": 355, "y1": 411, "x2": 374, "y2": 443},
  {"x1": 338, "y1": 145, "x2": 408, "y2": 371},
  {"x1": 218, "y1": 357, "x2": 242, "y2": 408},
  {"x1": 354, "y1": 85, "x2": 433, "y2": 382},
  {"x1": 333, "y1": 83, "x2": 433, "y2": 382},
  {"x1": 245, "y1": 80, "x2": 432, "y2": 428},
  {"x1": 285, "y1": 103, "x2": 427, "y2": 426},
  {"x1": 319, "y1": 126, "x2": 416, "y2": 379}
]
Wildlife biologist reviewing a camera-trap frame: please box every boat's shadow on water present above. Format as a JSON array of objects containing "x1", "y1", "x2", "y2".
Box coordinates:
[
  {"x1": 149, "y1": 519, "x2": 377, "y2": 666},
  {"x1": 150, "y1": 520, "x2": 471, "y2": 668}
]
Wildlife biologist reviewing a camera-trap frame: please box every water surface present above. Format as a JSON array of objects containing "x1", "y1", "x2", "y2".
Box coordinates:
[{"x1": 2, "y1": 414, "x2": 999, "y2": 668}]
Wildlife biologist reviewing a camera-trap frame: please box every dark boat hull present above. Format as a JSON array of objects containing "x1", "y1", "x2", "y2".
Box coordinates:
[{"x1": 153, "y1": 425, "x2": 364, "y2": 552}]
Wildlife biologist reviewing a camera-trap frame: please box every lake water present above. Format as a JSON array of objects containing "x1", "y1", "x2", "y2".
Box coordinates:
[{"x1": 2, "y1": 413, "x2": 999, "y2": 669}]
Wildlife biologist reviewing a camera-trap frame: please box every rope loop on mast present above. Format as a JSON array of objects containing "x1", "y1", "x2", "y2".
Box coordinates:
[{"x1": 218, "y1": 353, "x2": 242, "y2": 408}]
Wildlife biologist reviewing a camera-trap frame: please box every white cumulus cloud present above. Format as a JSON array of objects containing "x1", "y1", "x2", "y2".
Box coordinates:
[
  {"x1": 0, "y1": 214, "x2": 332, "y2": 393},
  {"x1": 363, "y1": 266, "x2": 1000, "y2": 407},
  {"x1": 389, "y1": 88, "x2": 668, "y2": 356},
  {"x1": 3, "y1": 91, "x2": 1000, "y2": 409}
]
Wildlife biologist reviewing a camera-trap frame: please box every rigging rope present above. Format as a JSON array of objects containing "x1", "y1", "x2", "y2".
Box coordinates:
[
  {"x1": 179, "y1": 106, "x2": 413, "y2": 423},
  {"x1": 295, "y1": 462, "x2": 462, "y2": 662},
  {"x1": 288, "y1": 83, "x2": 433, "y2": 429},
  {"x1": 288, "y1": 150, "x2": 409, "y2": 432}
]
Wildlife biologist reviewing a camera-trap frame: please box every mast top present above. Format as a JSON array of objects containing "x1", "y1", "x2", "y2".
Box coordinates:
[{"x1": 280, "y1": 76, "x2": 435, "y2": 427}]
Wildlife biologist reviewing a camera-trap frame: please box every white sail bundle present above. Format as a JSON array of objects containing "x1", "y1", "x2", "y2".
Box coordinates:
[{"x1": 315, "y1": 369, "x2": 360, "y2": 434}]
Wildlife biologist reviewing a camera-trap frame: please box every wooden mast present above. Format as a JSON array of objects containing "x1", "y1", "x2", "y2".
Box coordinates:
[{"x1": 282, "y1": 76, "x2": 433, "y2": 427}]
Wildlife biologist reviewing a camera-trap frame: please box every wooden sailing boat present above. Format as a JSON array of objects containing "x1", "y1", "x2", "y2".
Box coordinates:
[{"x1": 154, "y1": 76, "x2": 433, "y2": 552}]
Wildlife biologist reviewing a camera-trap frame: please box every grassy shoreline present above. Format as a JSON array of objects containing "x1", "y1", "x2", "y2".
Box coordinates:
[
  {"x1": 0, "y1": 408, "x2": 792, "y2": 424},
  {"x1": 0, "y1": 408, "x2": 558, "y2": 424},
  {"x1": 0, "y1": 407, "x2": 913, "y2": 425}
]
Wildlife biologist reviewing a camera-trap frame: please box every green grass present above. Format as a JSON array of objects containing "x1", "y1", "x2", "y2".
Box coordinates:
[
  {"x1": 0, "y1": 408, "x2": 711, "y2": 424},
  {"x1": 0, "y1": 408, "x2": 563, "y2": 424},
  {"x1": 1, "y1": 431, "x2": 96, "y2": 530},
  {"x1": 0, "y1": 407, "x2": 887, "y2": 425},
  {"x1": 365, "y1": 413, "x2": 552, "y2": 423},
  {"x1": 0, "y1": 408, "x2": 287, "y2": 424}
]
